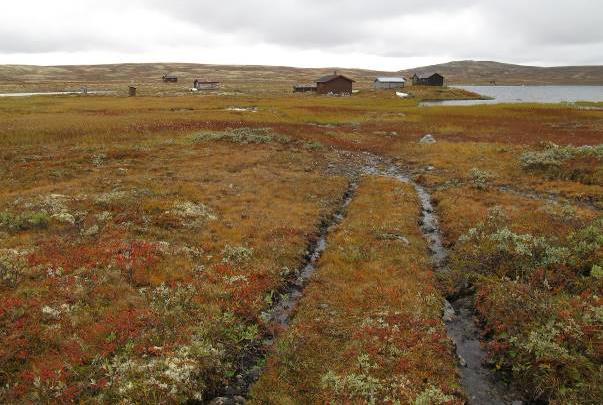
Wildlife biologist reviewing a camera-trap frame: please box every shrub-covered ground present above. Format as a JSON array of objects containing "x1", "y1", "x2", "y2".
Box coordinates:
[
  {"x1": 0, "y1": 87, "x2": 601, "y2": 403},
  {"x1": 251, "y1": 177, "x2": 462, "y2": 404}
]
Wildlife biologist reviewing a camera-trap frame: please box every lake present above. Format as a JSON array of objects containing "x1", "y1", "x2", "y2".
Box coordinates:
[
  {"x1": 0, "y1": 91, "x2": 116, "y2": 97},
  {"x1": 421, "y1": 85, "x2": 603, "y2": 106}
]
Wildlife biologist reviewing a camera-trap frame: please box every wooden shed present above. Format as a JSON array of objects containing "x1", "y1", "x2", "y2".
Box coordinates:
[
  {"x1": 411, "y1": 73, "x2": 444, "y2": 86},
  {"x1": 193, "y1": 79, "x2": 220, "y2": 90},
  {"x1": 374, "y1": 77, "x2": 406, "y2": 90},
  {"x1": 316, "y1": 73, "x2": 354, "y2": 95},
  {"x1": 162, "y1": 74, "x2": 178, "y2": 83},
  {"x1": 293, "y1": 84, "x2": 317, "y2": 93}
]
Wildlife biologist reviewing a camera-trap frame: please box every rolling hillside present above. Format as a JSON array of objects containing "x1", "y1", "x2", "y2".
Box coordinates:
[
  {"x1": 402, "y1": 60, "x2": 603, "y2": 85},
  {"x1": 0, "y1": 60, "x2": 601, "y2": 94}
]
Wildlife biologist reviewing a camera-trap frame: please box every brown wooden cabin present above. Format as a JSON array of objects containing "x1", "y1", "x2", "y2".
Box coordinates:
[
  {"x1": 162, "y1": 74, "x2": 178, "y2": 83},
  {"x1": 316, "y1": 73, "x2": 354, "y2": 95},
  {"x1": 411, "y1": 73, "x2": 444, "y2": 86}
]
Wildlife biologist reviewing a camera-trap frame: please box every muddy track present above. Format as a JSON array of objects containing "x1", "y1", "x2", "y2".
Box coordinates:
[
  {"x1": 207, "y1": 151, "x2": 525, "y2": 404},
  {"x1": 361, "y1": 153, "x2": 524, "y2": 405},
  {"x1": 206, "y1": 180, "x2": 358, "y2": 404}
]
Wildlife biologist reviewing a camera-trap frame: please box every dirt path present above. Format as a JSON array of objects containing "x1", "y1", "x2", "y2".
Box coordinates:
[
  {"x1": 209, "y1": 152, "x2": 524, "y2": 404},
  {"x1": 362, "y1": 156, "x2": 524, "y2": 405}
]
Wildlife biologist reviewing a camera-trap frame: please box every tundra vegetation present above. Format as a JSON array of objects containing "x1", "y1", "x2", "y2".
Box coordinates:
[{"x1": 0, "y1": 86, "x2": 601, "y2": 403}]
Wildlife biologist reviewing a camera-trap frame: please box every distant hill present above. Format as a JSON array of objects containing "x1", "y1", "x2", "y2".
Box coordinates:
[
  {"x1": 401, "y1": 60, "x2": 603, "y2": 85},
  {"x1": 0, "y1": 61, "x2": 601, "y2": 94},
  {"x1": 0, "y1": 63, "x2": 390, "y2": 94}
]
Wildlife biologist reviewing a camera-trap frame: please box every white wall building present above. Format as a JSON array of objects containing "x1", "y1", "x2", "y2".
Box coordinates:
[{"x1": 374, "y1": 77, "x2": 406, "y2": 90}]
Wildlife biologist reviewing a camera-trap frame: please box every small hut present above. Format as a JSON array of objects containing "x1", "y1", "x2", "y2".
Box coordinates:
[
  {"x1": 193, "y1": 79, "x2": 220, "y2": 90},
  {"x1": 162, "y1": 74, "x2": 178, "y2": 83},
  {"x1": 374, "y1": 77, "x2": 406, "y2": 90},
  {"x1": 128, "y1": 86, "x2": 137, "y2": 97},
  {"x1": 411, "y1": 73, "x2": 444, "y2": 86},
  {"x1": 293, "y1": 84, "x2": 317, "y2": 93}
]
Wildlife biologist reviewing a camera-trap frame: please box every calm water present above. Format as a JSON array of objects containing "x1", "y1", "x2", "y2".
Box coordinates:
[
  {"x1": 0, "y1": 91, "x2": 116, "y2": 97},
  {"x1": 421, "y1": 85, "x2": 603, "y2": 106}
]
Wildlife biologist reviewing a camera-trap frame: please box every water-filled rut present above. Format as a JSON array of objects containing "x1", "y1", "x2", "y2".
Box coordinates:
[
  {"x1": 363, "y1": 156, "x2": 522, "y2": 405},
  {"x1": 210, "y1": 153, "x2": 522, "y2": 404},
  {"x1": 207, "y1": 180, "x2": 358, "y2": 403}
]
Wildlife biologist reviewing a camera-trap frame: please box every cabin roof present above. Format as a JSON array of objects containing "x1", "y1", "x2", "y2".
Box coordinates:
[
  {"x1": 375, "y1": 77, "x2": 406, "y2": 83},
  {"x1": 413, "y1": 72, "x2": 443, "y2": 79},
  {"x1": 316, "y1": 74, "x2": 355, "y2": 83}
]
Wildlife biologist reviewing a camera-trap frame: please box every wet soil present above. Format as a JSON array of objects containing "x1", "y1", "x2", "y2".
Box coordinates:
[{"x1": 208, "y1": 152, "x2": 525, "y2": 404}]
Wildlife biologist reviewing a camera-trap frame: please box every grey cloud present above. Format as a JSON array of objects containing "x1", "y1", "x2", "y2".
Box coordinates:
[{"x1": 0, "y1": 0, "x2": 601, "y2": 66}]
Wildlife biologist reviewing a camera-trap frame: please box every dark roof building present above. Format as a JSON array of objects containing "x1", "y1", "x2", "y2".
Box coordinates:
[
  {"x1": 293, "y1": 84, "x2": 317, "y2": 93},
  {"x1": 411, "y1": 73, "x2": 444, "y2": 86},
  {"x1": 193, "y1": 79, "x2": 220, "y2": 90},
  {"x1": 315, "y1": 73, "x2": 355, "y2": 95},
  {"x1": 162, "y1": 74, "x2": 178, "y2": 83}
]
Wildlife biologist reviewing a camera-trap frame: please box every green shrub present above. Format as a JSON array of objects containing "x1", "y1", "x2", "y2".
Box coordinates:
[
  {"x1": 520, "y1": 142, "x2": 603, "y2": 185},
  {"x1": 0, "y1": 211, "x2": 50, "y2": 232},
  {"x1": 221, "y1": 245, "x2": 253, "y2": 264},
  {"x1": 192, "y1": 127, "x2": 290, "y2": 145},
  {"x1": 452, "y1": 209, "x2": 603, "y2": 403},
  {"x1": 469, "y1": 168, "x2": 493, "y2": 190}
]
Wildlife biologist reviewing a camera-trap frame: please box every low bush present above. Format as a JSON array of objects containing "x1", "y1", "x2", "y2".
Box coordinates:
[
  {"x1": 469, "y1": 168, "x2": 493, "y2": 190},
  {"x1": 0, "y1": 211, "x2": 50, "y2": 232},
  {"x1": 450, "y1": 207, "x2": 602, "y2": 402},
  {"x1": 192, "y1": 127, "x2": 291, "y2": 145},
  {"x1": 520, "y1": 142, "x2": 603, "y2": 185}
]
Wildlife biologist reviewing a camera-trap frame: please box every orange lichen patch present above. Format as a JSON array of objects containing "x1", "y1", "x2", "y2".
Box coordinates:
[{"x1": 250, "y1": 177, "x2": 462, "y2": 404}]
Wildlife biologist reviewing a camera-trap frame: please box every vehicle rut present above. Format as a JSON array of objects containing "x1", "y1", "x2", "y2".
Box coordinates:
[
  {"x1": 362, "y1": 154, "x2": 523, "y2": 405},
  {"x1": 206, "y1": 180, "x2": 358, "y2": 404}
]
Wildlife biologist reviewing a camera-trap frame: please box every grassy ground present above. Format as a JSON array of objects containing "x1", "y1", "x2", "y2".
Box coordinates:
[
  {"x1": 0, "y1": 86, "x2": 601, "y2": 403},
  {"x1": 250, "y1": 176, "x2": 462, "y2": 404}
]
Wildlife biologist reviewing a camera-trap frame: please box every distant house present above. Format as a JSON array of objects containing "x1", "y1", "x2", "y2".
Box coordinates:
[
  {"x1": 293, "y1": 84, "x2": 317, "y2": 93},
  {"x1": 412, "y1": 73, "x2": 444, "y2": 86},
  {"x1": 374, "y1": 77, "x2": 406, "y2": 90},
  {"x1": 316, "y1": 73, "x2": 355, "y2": 95},
  {"x1": 162, "y1": 74, "x2": 178, "y2": 83},
  {"x1": 193, "y1": 79, "x2": 220, "y2": 90}
]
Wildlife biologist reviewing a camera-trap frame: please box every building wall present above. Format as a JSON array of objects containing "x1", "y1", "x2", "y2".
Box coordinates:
[
  {"x1": 195, "y1": 82, "x2": 219, "y2": 90},
  {"x1": 317, "y1": 77, "x2": 353, "y2": 94},
  {"x1": 428, "y1": 75, "x2": 444, "y2": 86},
  {"x1": 374, "y1": 81, "x2": 405, "y2": 89}
]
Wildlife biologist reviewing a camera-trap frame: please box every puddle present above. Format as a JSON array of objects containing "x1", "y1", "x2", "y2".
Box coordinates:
[{"x1": 226, "y1": 107, "x2": 258, "y2": 112}]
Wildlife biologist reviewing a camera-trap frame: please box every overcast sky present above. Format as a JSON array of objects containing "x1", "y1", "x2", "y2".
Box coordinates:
[{"x1": 1, "y1": 0, "x2": 601, "y2": 70}]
